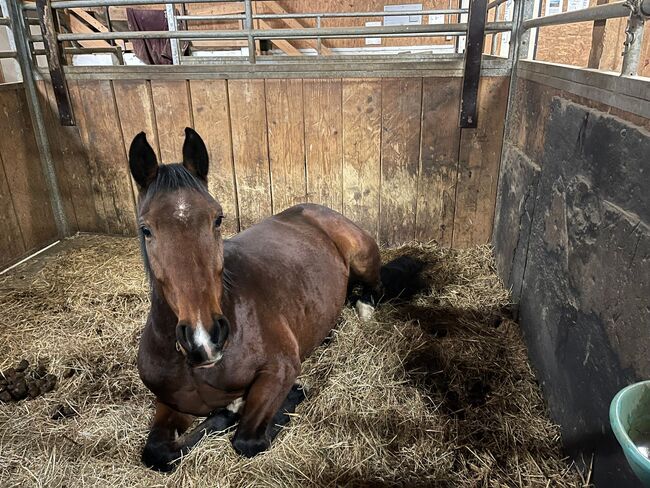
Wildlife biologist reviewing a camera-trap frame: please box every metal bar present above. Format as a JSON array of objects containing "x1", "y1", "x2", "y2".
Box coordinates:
[
  {"x1": 0, "y1": 16, "x2": 10, "y2": 24},
  {"x1": 459, "y1": 0, "x2": 488, "y2": 128},
  {"x1": 36, "y1": 0, "x2": 74, "y2": 125},
  {"x1": 244, "y1": 0, "x2": 255, "y2": 63},
  {"x1": 7, "y1": 0, "x2": 70, "y2": 237},
  {"x1": 316, "y1": 15, "x2": 321, "y2": 55},
  {"x1": 176, "y1": 14, "x2": 245, "y2": 21},
  {"x1": 0, "y1": 50, "x2": 17, "y2": 57},
  {"x1": 620, "y1": 2, "x2": 645, "y2": 76},
  {"x1": 34, "y1": 46, "x2": 123, "y2": 54},
  {"x1": 490, "y1": 3, "x2": 499, "y2": 55},
  {"x1": 165, "y1": 3, "x2": 180, "y2": 65},
  {"x1": 255, "y1": 9, "x2": 468, "y2": 19},
  {"x1": 51, "y1": 0, "x2": 232, "y2": 8},
  {"x1": 522, "y1": 1, "x2": 634, "y2": 29},
  {"x1": 57, "y1": 21, "x2": 512, "y2": 41},
  {"x1": 176, "y1": 9, "x2": 470, "y2": 22}
]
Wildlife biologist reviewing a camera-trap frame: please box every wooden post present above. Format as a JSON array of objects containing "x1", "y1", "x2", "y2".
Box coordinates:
[
  {"x1": 36, "y1": 0, "x2": 74, "y2": 126},
  {"x1": 588, "y1": 0, "x2": 609, "y2": 69}
]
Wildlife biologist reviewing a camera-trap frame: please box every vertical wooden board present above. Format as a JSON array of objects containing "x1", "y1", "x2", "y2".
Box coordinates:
[
  {"x1": 379, "y1": 78, "x2": 422, "y2": 246},
  {"x1": 114, "y1": 80, "x2": 160, "y2": 161},
  {"x1": 0, "y1": 88, "x2": 59, "y2": 251},
  {"x1": 113, "y1": 80, "x2": 160, "y2": 200},
  {"x1": 151, "y1": 80, "x2": 192, "y2": 163},
  {"x1": 190, "y1": 79, "x2": 239, "y2": 236},
  {"x1": 0, "y1": 151, "x2": 27, "y2": 266},
  {"x1": 265, "y1": 79, "x2": 306, "y2": 213},
  {"x1": 416, "y1": 77, "x2": 462, "y2": 246},
  {"x1": 342, "y1": 79, "x2": 381, "y2": 238},
  {"x1": 36, "y1": 80, "x2": 79, "y2": 233},
  {"x1": 42, "y1": 81, "x2": 99, "y2": 233},
  {"x1": 303, "y1": 79, "x2": 343, "y2": 212},
  {"x1": 453, "y1": 77, "x2": 510, "y2": 248},
  {"x1": 70, "y1": 80, "x2": 137, "y2": 235},
  {"x1": 227, "y1": 79, "x2": 272, "y2": 229}
]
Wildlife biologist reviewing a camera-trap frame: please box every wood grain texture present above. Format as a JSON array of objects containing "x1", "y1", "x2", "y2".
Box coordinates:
[
  {"x1": 0, "y1": 149, "x2": 26, "y2": 267},
  {"x1": 190, "y1": 79, "x2": 239, "y2": 235},
  {"x1": 151, "y1": 80, "x2": 192, "y2": 164},
  {"x1": 36, "y1": 80, "x2": 79, "y2": 233},
  {"x1": 227, "y1": 79, "x2": 272, "y2": 229},
  {"x1": 303, "y1": 79, "x2": 343, "y2": 212},
  {"x1": 265, "y1": 79, "x2": 306, "y2": 213},
  {"x1": 0, "y1": 88, "x2": 59, "y2": 251},
  {"x1": 379, "y1": 77, "x2": 423, "y2": 246},
  {"x1": 453, "y1": 76, "x2": 509, "y2": 248},
  {"x1": 70, "y1": 80, "x2": 137, "y2": 235},
  {"x1": 342, "y1": 78, "x2": 381, "y2": 238},
  {"x1": 416, "y1": 77, "x2": 461, "y2": 246},
  {"x1": 41, "y1": 81, "x2": 99, "y2": 233},
  {"x1": 113, "y1": 80, "x2": 160, "y2": 201}
]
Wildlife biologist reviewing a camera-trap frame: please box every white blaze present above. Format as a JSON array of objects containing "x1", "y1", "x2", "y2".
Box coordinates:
[{"x1": 194, "y1": 315, "x2": 213, "y2": 358}]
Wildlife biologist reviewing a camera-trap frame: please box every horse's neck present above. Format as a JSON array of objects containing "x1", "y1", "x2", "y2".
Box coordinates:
[{"x1": 148, "y1": 284, "x2": 178, "y2": 341}]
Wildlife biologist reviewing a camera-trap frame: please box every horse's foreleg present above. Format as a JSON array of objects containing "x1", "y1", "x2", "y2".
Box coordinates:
[
  {"x1": 142, "y1": 400, "x2": 239, "y2": 471},
  {"x1": 142, "y1": 401, "x2": 195, "y2": 471},
  {"x1": 231, "y1": 365, "x2": 301, "y2": 458}
]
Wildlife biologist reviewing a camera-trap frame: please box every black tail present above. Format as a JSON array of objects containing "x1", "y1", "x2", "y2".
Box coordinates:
[
  {"x1": 378, "y1": 255, "x2": 426, "y2": 302},
  {"x1": 351, "y1": 255, "x2": 426, "y2": 310}
]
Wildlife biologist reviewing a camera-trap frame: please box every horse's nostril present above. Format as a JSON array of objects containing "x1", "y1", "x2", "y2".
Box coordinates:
[
  {"x1": 212, "y1": 315, "x2": 230, "y2": 348},
  {"x1": 175, "y1": 323, "x2": 192, "y2": 354}
]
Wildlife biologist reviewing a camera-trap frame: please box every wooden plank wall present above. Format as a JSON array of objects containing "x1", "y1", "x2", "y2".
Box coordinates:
[
  {"x1": 33, "y1": 76, "x2": 509, "y2": 248},
  {"x1": 0, "y1": 84, "x2": 60, "y2": 269}
]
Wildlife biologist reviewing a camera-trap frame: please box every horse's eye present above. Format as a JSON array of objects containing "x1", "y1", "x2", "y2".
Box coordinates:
[
  {"x1": 141, "y1": 226, "x2": 152, "y2": 238},
  {"x1": 214, "y1": 216, "x2": 223, "y2": 228}
]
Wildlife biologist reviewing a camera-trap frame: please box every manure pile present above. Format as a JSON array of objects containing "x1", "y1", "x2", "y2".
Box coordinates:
[{"x1": 0, "y1": 235, "x2": 585, "y2": 487}]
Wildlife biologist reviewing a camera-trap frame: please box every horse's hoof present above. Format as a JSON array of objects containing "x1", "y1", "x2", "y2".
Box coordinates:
[
  {"x1": 232, "y1": 435, "x2": 270, "y2": 458},
  {"x1": 141, "y1": 445, "x2": 178, "y2": 472}
]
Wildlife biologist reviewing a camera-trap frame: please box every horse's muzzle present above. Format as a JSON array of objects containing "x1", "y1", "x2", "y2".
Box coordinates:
[{"x1": 175, "y1": 315, "x2": 230, "y2": 368}]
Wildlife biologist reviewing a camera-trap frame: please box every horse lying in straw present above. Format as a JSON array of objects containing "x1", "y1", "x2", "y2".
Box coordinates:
[{"x1": 129, "y1": 128, "x2": 422, "y2": 471}]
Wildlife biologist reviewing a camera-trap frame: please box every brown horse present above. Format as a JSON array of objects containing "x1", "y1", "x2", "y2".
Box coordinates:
[{"x1": 129, "y1": 128, "x2": 422, "y2": 471}]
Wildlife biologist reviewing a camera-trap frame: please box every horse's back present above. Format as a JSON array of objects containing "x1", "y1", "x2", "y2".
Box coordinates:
[{"x1": 223, "y1": 204, "x2": 379, "y2": 358}]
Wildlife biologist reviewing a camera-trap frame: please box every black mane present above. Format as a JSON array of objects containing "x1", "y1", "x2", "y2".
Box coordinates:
[{"x1": 143, "y1": 164, "x2": 209, "y2": 202}]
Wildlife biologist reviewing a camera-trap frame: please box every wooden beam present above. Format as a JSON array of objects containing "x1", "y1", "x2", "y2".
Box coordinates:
[
  {"x1": 588, "y1": 0, "x2": 609, "y2": 69},
  {"x1": 69, "y1": 8, "x2": 107, "y2": 32},
  {"x1": 262, "y1": 1, "x2": 333, "y2": 55},
  {"x1": 36, "y1": 0, "x2": 75, "y2": 125},
  {"x1": 68, "y1": 14, "x2": 112, "y2": 49},
  {"x1": 259, "y1": 19, "x2": 301, "y2": 56}
]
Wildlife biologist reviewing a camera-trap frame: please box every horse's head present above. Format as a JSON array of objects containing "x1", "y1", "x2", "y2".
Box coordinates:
[{"x1": 129, "y1": 128, "x2": 229, "y2": 369}]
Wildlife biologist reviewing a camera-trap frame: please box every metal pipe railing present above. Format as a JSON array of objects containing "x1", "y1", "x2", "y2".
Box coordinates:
[
  {"x1": 522, "y1": 1, "x2": 637, "y2": 30},
  {"x1": 176, "y1": 9, "x2": 469, "y2": 22},
  {"x1": 56, "y1": 21, "x2": 513, "y2": 42},
  {"x1": 50, "y1": 0, "x2": 232, "y2": 8}
]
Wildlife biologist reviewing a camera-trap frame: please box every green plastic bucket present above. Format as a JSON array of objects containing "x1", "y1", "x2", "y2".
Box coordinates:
[{"x1": 610, "y1": 380, "x2": 650, "y2": 486}]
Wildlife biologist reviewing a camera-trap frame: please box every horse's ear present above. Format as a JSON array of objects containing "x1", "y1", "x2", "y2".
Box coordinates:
[
  {"x1": 182, "y1": 127, "x2": 209, "y2": 182},
  {"x1": 129, "y1": 132, "x2": 158, "y2": 190}
]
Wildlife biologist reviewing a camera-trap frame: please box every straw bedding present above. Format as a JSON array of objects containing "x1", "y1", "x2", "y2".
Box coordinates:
[{"x1": 0, "y1": 235, "x2": 586, "y2": 487}]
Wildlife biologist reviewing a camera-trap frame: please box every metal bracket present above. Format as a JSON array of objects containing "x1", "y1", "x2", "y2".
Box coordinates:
[
  {"x1": 459, "y1": 0, "x2": 488, "y2": 128},
  {"x1": 620, "y1": 0, "x2": 646, "y2": 76},
  {"x1": 36, "y1": 0, "x2": 74, "y2": 126}
]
